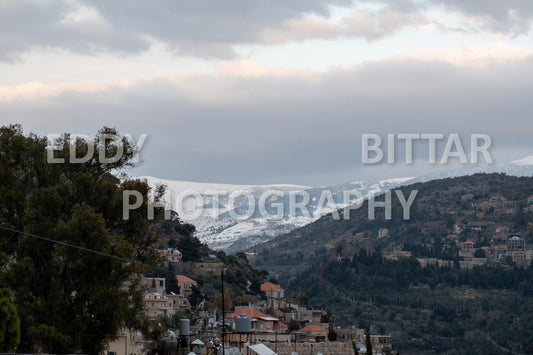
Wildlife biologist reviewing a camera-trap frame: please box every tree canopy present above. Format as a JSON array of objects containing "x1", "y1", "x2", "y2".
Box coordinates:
[
  {"x1": 0, "y1": 125, "x2": 180, "y2": 353},
  {"x1": 0, "y1": 288, "x2": 20, "y2": 352}
]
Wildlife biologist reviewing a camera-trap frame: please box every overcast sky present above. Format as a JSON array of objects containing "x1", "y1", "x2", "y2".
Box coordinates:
[{"x1": 1, "y1": 0, "x2": 533, "y2": 185}]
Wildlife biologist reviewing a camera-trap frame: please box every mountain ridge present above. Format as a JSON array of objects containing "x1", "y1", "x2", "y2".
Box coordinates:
[{"x1": 135, "y1": 156, "x2": 533, "y2": 252}]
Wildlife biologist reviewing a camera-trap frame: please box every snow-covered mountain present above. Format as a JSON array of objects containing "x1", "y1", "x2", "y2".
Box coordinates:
[
  {"x1": 136, "y1": 155, "x2": 533, "y2": 252},
  {"x1": 136, "y1": 176, "x2": 415, "y2": 251}
]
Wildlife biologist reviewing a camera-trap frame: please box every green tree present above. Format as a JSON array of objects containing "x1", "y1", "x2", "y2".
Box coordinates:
[
  {"x1": 351, "y1": 340, "x2": 359, "y2": 355},
  {"x1": 0, "y1": 288, "x2": 20, "y2": 352},
  {"x1": 474, "y1": 249, "x2": 487, "y2": 258},
  {"x1": 177, "y1": 235, "x2": 205, "y2": 261},
  {"x1": 365, "y1": 326, "x2": 373, "y2": 355},
  {"x1": 0, "y1": 125, "x2": 186, "y2": 353},
  {"x1": 188, "y1": 285, "x2": 204, "y2": 310}
]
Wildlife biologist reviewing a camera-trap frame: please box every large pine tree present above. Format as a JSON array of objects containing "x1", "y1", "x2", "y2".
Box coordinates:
[{"x1": 0, "y1": 125, "x2": 180, "y2": 353}]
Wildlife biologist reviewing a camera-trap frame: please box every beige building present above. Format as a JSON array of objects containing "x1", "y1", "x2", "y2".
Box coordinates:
[
  {"x1": 167, "y1": 292, "x2": 188, "y2": 310},
  {"x1": 162, "y1": 248, "x2": 182, "y2": 263},
  {"x1": 143, "y1": 292, "x2": 175, "y2": 319},
  {"x1": 176, "y1": 274, "x2": 197, "y2": 296},
  {"x1": 105, "y1": 329, "x2": 146, "y2": 355},
  {"x1": 297, "y1": 324, "x2": 328, "y2": 341},
  {"x1": 261, "y1": 282, "x2": 286, "y2": 309},
  {"x1": 140, "y1": 277, "x2": 166, "y2": 294}
]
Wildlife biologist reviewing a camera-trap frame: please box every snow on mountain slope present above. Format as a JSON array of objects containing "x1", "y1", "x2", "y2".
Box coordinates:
[
  {"x1": 141, "y1": 176, "x2": 310, "y2": 194},
  {"x1": 510, "y1": 155, "x2": 533, "y2": 166},
  {"x1": 134, "y1": 155, "x2": 533, "y2": 252},
  {"x1": 134, "y1": 176, "x2": 415, "y2": 251}
]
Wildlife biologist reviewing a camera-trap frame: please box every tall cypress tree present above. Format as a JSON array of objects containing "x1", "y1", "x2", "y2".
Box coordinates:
[{"x1": 365, "y1": 326, "x2": 373, "y2": 355}]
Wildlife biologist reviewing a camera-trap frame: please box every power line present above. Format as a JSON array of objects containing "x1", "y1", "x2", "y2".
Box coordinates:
[
  {"x1": 0, "y1": 224, "x2": 267, "y2": 298},
  {"x1": 0, "y1": 224, "x2": 149, "y2": 267}
]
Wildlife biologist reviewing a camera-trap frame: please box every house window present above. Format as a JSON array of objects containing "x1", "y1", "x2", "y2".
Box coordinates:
[{"x1": 160, "y1": 280, "x2": 164, "y2": 287}]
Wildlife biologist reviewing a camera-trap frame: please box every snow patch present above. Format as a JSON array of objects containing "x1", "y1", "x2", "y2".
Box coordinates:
[{"x1": 510, "y1": 155, "x2": 533, "y2": 166}]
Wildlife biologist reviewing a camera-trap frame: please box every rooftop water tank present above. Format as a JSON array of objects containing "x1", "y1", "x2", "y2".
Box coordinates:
[
  {"x1": 235, "y1": 314, "x2": 251, "y2": 333},
  {"x1": 180, "y1": 318, "x2": 190, "y2": 336}
]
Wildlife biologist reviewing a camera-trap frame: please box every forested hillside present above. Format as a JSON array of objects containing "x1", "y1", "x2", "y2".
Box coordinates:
[
  {"x1": 250, "y1": 173, "x2": 533, "y2": 354},
  {"x1": 251, "y1": 173, "x2": 533, "y2": 277}
]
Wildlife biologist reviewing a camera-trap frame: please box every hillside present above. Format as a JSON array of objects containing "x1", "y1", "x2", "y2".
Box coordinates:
[
  {"x1": 139, "y1": 158, "x2": 533, "y2": 252},
  {"x1": 250, "y1": 173, "x2": 533, "y2": 278},
  {"x1": 248, "y1": 173, "x2": 533, "y2": 354},
  {"x1": 147, "y1": 217, "x2": 269, "y2": 312}
]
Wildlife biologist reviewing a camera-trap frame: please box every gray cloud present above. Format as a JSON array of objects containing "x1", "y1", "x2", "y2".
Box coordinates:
[
  {"x1": 0, "y1": 0, "x2": 151, "y2": 61},
  {"x1": 419, "y1": 0, "x2": 533, "y2": 34},
  {"x1": 0, "y1": 0, "x2": 352, "y2": 60},
  {"x1": 2, "y1": 0, "x2": 531, "y2": 61},
  {"x1": 431, "y1": 0, "x2": 533, "y2": 21},
  {"x1": 262, "y1": 7, "x2": 427, "y2": 43},
  {"x1": 3, "y1": 56, "x2": 533, "y2": 185}
]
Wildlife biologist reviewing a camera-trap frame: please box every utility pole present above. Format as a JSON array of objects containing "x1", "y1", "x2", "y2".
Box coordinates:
[{"x1": 221, "y1": 269, "x2": 225, "y2": 355}]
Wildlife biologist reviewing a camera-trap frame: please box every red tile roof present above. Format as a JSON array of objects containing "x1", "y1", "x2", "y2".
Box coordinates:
[
  {"x1": 176, "y1": 275, "x2": 196, "y2": 284},
  {"x1": 275, "y1": 310, "x2": 284, "y2": 316},
  {"x1": 227, "y1": 309, "x2": 270, "y2": 319},
  {"x1": 299, "y1": 324, "x2": 327, "y2": 332},
  {"x1": 274, "y1": 321, "x2": 287, "y2": 328},
  {"x1": 261, "y1": 282, "x2": 281, "y2": 291}
]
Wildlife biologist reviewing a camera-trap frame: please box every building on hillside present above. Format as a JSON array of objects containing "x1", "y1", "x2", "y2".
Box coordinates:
[
  {"x1": 507, "y1": 250, "x2": 533, "y2": 267},
  {"x1": 453, "y1": 224, "x2": 465, "y2": 234},
  {"x1": 528, "y1": 195, "x2": 533, "y2": 204},
  {"x1": 378, "y1": 228, "x2": 389, "y2": 238},
  {"x1": 508, "y1": 236, "x2": 525, "y2": 250},
  {"x1": 352, "y1": 328, "x2": 393, "y2": 354},
  {"x1": 297, "y1": 324, "x2": 328, "y2": 342},
  {"x1": 143, "y1": 292, "x2": 175, "y2": 319},
  {"x1": 163, "y1": 248, "x2": 182, "y2": 263},
  {"x1": 280, "y1": 308, "x2": 328, "y2": 325},
  {"x1": 492, "y1": 232, "x2": 510, "y2": 244},
  {"x1": 176, "y1": 275, "x2": 197, "y2": 297},
  {"x1": 495, "y1": 226, "x2": 509, "y2": 235},
  {"x1": 297, "y1": 309, "x2": 327, "y2": 324},
  {"x1": 274, "y1": 320, "x2": 289, "y2": 333},
  {"x1": 459, "y1": 241, "x2": 475, "y2": 257},
  {"x1": 140, "y1": 277, "x2": 166, "y2": 294},
  {"x1": 167, "y1": 292, "x2": 188, "y2": 310},
  {"x1": 225, "y1": 333, "x2": 250, "y2": 348},
  {"x1": 261, "y1": 282, "x2": 286, "y2": 309},
  {"x1": 105, "y1": 329, "x2": 146, "y2": 355},
  {"x1": 461, "y1": 257, "x2": 487, "y2": 269},
  {"x1": 227, "y1": 308, "x2": 287, "y2": 333},
  {"x1": 383, "y1": 250, "x2": 412, "y2": 260}
]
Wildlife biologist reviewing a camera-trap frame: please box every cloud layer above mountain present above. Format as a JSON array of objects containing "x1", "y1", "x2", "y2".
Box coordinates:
[{"x1": 1, "y1": 0, "x2": 533, "y2": 185}]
